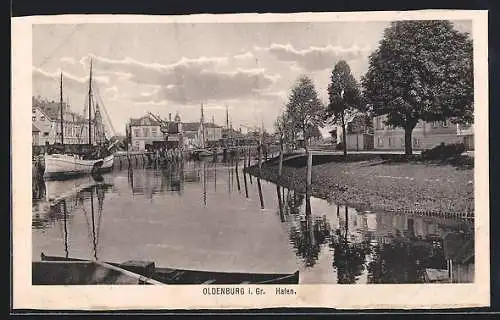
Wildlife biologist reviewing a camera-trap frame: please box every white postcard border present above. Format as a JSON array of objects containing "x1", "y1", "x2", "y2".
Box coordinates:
[{"x1": 12, "y1": 10, "x2": 490, "y2": 310}]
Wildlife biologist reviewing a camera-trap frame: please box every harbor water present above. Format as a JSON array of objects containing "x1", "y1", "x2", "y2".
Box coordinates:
[{"x1": 32, "y1": 158, "x2": 474, "y2": 284}]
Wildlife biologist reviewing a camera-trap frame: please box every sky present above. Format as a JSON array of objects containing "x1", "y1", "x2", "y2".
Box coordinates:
[{"x1": 32, "y1": 20, "x2": 472, "y2": 136}]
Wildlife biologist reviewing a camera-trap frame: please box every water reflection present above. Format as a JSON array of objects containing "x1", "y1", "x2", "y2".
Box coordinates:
[
  {"x1": 32, "y1": 159, "x2": 474, "y2": 283},
  {"x1": 274, "y1": 184, "x2": 473, "y2": 284},
  {"x1": 33, "y1": 182, "x2": 111, "y2": 260}
]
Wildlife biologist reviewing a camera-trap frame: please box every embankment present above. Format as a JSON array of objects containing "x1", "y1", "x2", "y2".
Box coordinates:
[{"x1": 245, "y1": 154, "x2": 474, "y2": 218}]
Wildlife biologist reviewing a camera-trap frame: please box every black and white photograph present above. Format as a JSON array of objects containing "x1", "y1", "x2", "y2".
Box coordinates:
[{"x1": 12, "y1": 11, "x2": 489, "y2": 310}]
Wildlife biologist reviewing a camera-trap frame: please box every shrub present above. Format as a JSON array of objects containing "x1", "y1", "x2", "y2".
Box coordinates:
[{"x1": 421, "y1": 142, "x2": 466, "y2": 160}]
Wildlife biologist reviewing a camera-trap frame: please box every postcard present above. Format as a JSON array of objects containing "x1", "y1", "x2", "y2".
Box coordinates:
[{"x1": 12, "y1": 10, "x2": 489, "y2": 310}]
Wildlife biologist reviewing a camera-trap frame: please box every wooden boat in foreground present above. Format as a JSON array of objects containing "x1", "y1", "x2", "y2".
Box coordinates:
[
  {"x1": 37, "y1": 253, "x2": 300, "y2": 285},
  {"x1": 33, "y1": 259, "x2": 162, "y2": 285}
]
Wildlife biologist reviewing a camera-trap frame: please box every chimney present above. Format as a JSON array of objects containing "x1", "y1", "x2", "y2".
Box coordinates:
[{"x1": 169, "y1": 113, "x2": 172, "y2": 122}]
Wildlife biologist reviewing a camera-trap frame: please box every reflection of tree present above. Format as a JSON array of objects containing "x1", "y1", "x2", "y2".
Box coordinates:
[
  {"x1": 332, "y1": 234, "x2": 369, "y2": 284},
  {"x1": 285, "y1": 191, "x2": 305, "y2": 216},
  {"x1": 331, "y1": 206, "x2": 370, "y2": 284},
  {"x1": 367, "y1": 236, "x2": 446, "y2": 284},
  {"x1": 287, "y1": 196, "x2": 332, "y2": 268}
]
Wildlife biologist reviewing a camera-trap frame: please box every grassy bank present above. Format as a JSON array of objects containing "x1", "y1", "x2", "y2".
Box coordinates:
[{"x1": 245, "y1": 155, "x2": 474, "y2": 217}]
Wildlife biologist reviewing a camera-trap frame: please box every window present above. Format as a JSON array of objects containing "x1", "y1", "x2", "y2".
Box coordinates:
[
  {"x1": 388, "y1": 137, "x2": 393, "y2": 147},
  {"x1": 32, "y1": 109, "x2": 36, "y2": 114},
  {"x1": 151, "y1": 127, "x2": 158, "y2": 136},
  {"x1": 44, "y1": 132, "x2": 49, "y2": 137},
  {"x1": 413, "y1": 138, "x2": 420, "y2": 147},
  {"x1": 143, "y1": 127, "x2": 149, "y2": 137},
  {"x1": 378, "y1": 137, "x2": 384, "y2": 147},
  {"x1": 32, "y1": 116, "x2": 36, "y2": 121},
  {"x1": 400, "y1": 138, "x2": 405, "y2": 147},
  {"x1": 134, "y1": 128, "x2": 140, "y2": 137}
]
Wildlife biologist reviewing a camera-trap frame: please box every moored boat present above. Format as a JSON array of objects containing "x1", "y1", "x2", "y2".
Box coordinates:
[
  {"x1": 44, "y1": 153, "x2": 104, "y2": 180},
  {"x1": 42, "y1": 60, "x2": 115, "y2": 180},
  {"x1": 33, "y1": 259, "x2": 163, "y2": 285},
  {"x1": 39, "y1": 253, "x2": 300, "y2": 285}
]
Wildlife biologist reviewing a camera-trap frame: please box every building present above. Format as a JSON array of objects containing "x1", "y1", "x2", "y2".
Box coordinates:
[
  {"x1": 344, "y1": 114, "x2": 374, "y2": 151},
  {"x1": 200, "y1": 122, "x2": 223, "y2": 148},
  {"x1": 181, "y1": 121, "x2": 223, "y2": 149},
  {"x1": 127, "y1": 114, "x2": 163, "y2": 151},
  {"x1": 32, "y1": 107, "x2": 54, "y2": 145},
  {"x1": 126, "y1": 111, "x2": 225, "y2": 151},
  {"x1": 163, "y1": 112, "x2": 184, "y2": 149},
  {"x1": 457, "y1": 123, "x2": 474, "y2": 150},
  {"x1": 32, "y1": 124, "x2": 40, "y2": 146},
  {"x1": 373, "y1": 115, "x2": 463, "y2": 151},
  {"x1": 32, "y1": 100, "x2": 92, "y2": 146}
]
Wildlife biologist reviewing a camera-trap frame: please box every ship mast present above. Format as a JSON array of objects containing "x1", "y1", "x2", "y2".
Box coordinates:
[
  {"x1": 59, "y1": 73, "x2": 64, "y2": 144},
  {"x1": 88, "y1": 59, "x2": 93, "y2": 146},
  {"x1": 200, "y1": 103, "x2": 205, "y2": 149}
]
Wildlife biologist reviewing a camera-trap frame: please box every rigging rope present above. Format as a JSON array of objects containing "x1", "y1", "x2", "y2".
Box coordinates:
[
  {"x1": 37, "y1": 25, "x2": 83, "y2": 68},
  {"x1": 93, "y1": 81, "x2": 117, "y2": 138}
]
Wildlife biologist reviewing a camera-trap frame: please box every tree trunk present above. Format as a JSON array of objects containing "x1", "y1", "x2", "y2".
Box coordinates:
[
  {"x1": 404, "y1": 127, "x2": 413, "y2": 158},
  {"x1": 341, "y1": 112, "x2": 347, "y2": 158}
]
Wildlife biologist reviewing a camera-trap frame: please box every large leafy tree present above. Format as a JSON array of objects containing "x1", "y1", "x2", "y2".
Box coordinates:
[
  {"x1": 325, "y1": 60, "x2": 364, "y2": 157},
  {"x1": 362, "y1": 20, "x2": 473, "y2": 156},
  {"x1": 285, "y1": 75, "x2": 325, "y2": 150}
]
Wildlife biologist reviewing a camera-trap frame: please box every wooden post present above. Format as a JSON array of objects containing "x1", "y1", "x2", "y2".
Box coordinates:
[
  {"x1": 248, "y1": 147, "x2": 253, "y2": 185},
  {"x1": 243, "y1": 168, "x2": 249, "y2": 198},
  {"x1": 257, "y1": 177, "x2": 264, "y2": 209},
  {"x1": 258, "y1": 143, "x2": 262, "y2": 170},
  {"x1": 278, "y1": 138, "x2": 283, "y2": 178},
  {"x1": 235, "y1": 155, "x2": 241, "y2": 192},
  {"x1": 306, "y1": 149, "x2": 313, "y2": 196},
  {"x1": 277, "y1": 185, "x2": 284, "y2": 222}
]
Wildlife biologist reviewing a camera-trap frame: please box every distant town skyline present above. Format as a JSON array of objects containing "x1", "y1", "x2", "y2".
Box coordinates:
[{"x1": 32, "y1": 20, "x2": 472, "y2": 135}]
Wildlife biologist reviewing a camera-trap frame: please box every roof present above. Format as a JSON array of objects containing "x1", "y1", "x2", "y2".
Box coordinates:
[
  {"x1": 182, "y1": 122, "x2": 200, "y2": 132},
  {"x1": 129, "y1": 115, "x2": 161, "y2": 127},
  {"x1": 33, "y1": 99, "x2": 71, "y2": 121},
  {"x1": 32, "y1": 124, "x2": 40, "y2": 132},
  {"x1": 32, "y1": 120, "x2": 52, "y2": 133},
  {"x1": 204, "y1": 122, "x2": 222, "y2": 129}
]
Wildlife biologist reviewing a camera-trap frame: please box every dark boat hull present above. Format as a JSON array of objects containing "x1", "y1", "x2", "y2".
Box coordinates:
[{"x1": 39, "y1": 253, "x2": 299, "y2": 285}]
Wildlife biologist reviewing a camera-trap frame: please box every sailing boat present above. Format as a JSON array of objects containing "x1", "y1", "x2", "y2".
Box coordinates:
[
  {"x1": 44, "y1": 60, "x2": 114, "y2": 180},
  {"x1": 192, "y1": 103, "x2": 214, "y2": 158}
]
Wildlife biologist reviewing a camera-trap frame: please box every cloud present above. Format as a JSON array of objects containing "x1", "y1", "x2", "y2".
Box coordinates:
[
  {"x1": 60, "y1": 57, "x2": 76, "y2": 64},
  {"x1": 256, "y1": 43, "x2": 371, "y2": 72},
  {"x1": 132, "y1": 67, "x2": 276, "y2": 104},
  {"x1": 78, "y1": 54, "x2": 277, "y2": 104},
  {"x1": 80, "y1": 54, "x2": 227, "y2": 86},
  {"x1": 32, "y1": 66, "x2": 110, "y2": 91}
]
